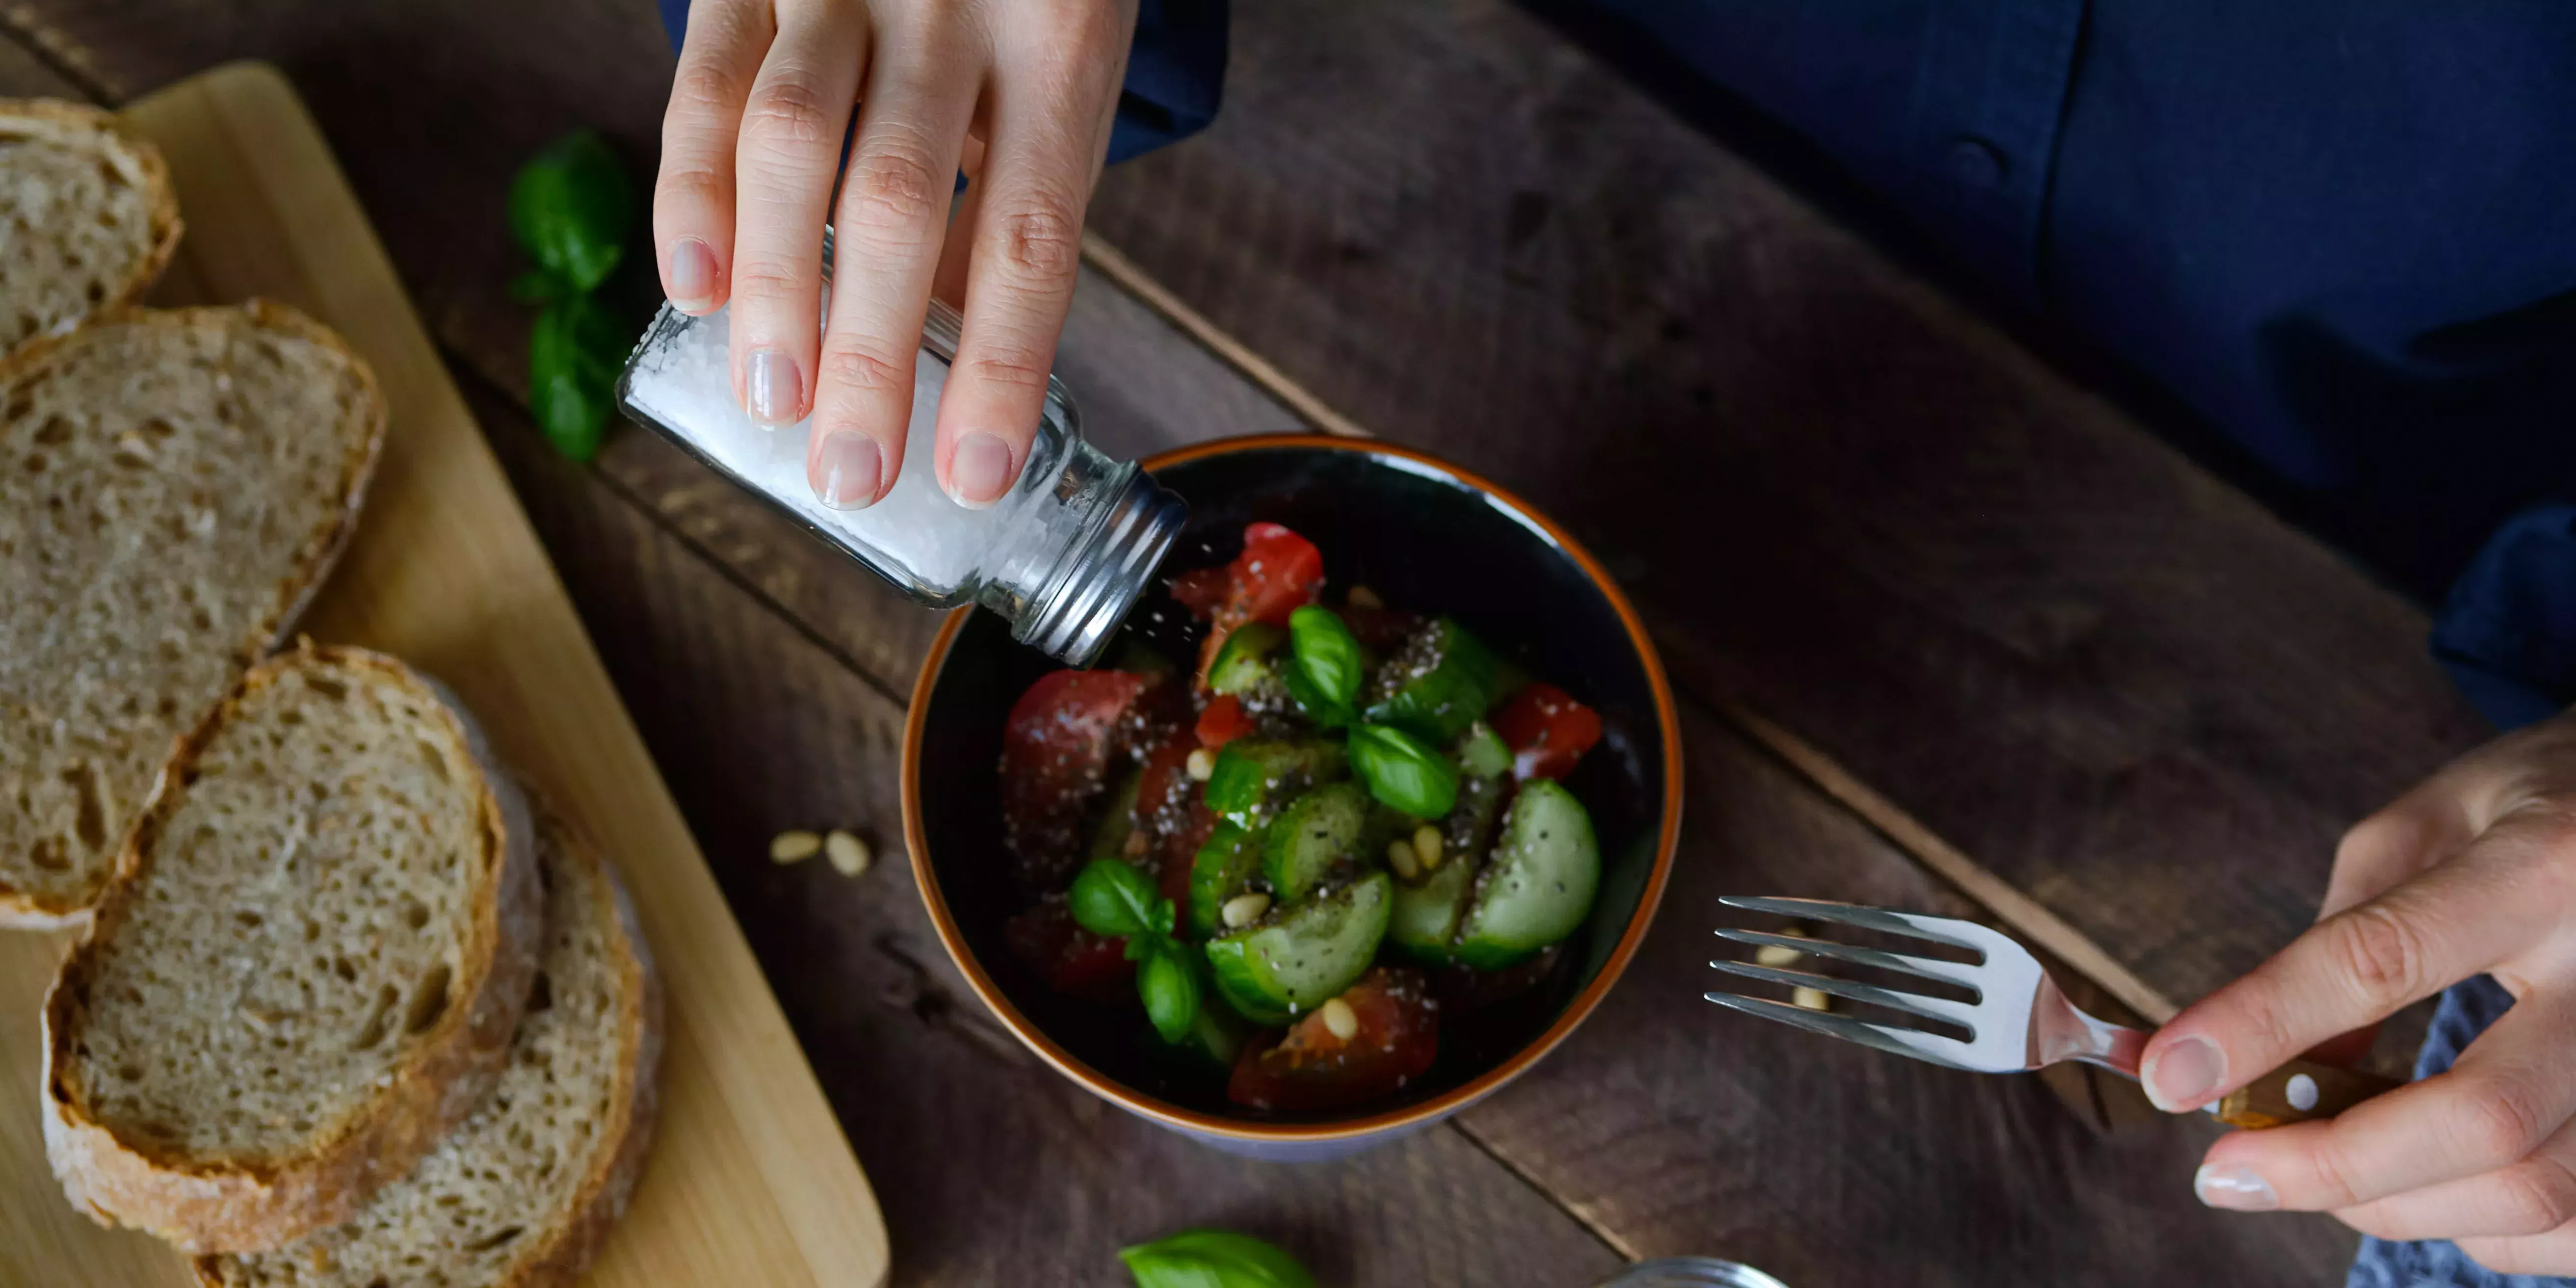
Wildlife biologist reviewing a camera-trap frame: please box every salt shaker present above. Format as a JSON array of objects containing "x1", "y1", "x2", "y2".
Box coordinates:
[{"x1": 615, "y1": 246, "x2": 1186, "y2": 667}]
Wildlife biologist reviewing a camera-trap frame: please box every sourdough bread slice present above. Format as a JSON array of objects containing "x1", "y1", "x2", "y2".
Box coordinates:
[
  {"x1": 199, "y1": 799, "x2": 664, "y2": 1288},
  {"x1": 0, "y1": 98, "x2": 181, "y2": 360},
  {"x1": 0, "y1": 301, "x2": 384, "y2": 925},
  {"x1": 43, "y1": 645, "x2": 543, "y2": 1254}
]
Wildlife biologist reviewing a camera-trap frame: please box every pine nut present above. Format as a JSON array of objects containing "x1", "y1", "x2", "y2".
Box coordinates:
[
  {"x1": 1386, "y1": 839, "x2": 1420, "y2": 880},
  {"x1": 1221, "y1": 892, "x2": 1271, "y2": 928},
  {"x1": 1792, "y1": 987, "x2": 1832, "y2": 1012},
  {"x1": 1319, "y1": 996, "x2": 1359, "y2": 1040},
  {"x1": 1186, "y1": 748, "x2": 1216, "y2": 781},
  {"x1": 1754, "y1": 944, "x2": 1804, "y2": 968},
  {"x1": 769, "y1": 830, "x2": 822, "y2": 864},
  {"x1": 1346, "y1": 585, "x2": 1384, "y2": 609},
  {"x1": 825, "y1": 830, "x2": 871, "y2": 876},
  {"x1": 1122, "y1": 829, "x2": 1150, "y2": 857},
  {"x1": 1412, "y1": 824, "x2": 1444, "y2": 871}
]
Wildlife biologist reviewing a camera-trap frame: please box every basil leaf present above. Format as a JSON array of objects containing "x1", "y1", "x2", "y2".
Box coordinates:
[
  {"x1": 1136, "y1": 941, "x2": 1201, "y2": 1045},
  {"x1": 1278, "y1": 656, "x2": 1356, "y2": 729},
  {"x1": 528, "y1": 293, "x2": 627, "y2": 462},
  {"x1": 1120, "y1": 1230, "x2": 1317, "y2": 1288},
  {"x1": 1068, "y1": 858, "x2": 1160, "y2": 939},
  {"x1": 1349, "y1": 723, "x2": 1460, "y2": 818},
  {"x1": 1288, "y1": 606, "x2": 1364, "y2": 707},
  {"x1": 508, "y1": 130, "x2": 634, "y2": 293},
  {"x1": 507, "y1": 268, "x2": 568, "y2": 305}
]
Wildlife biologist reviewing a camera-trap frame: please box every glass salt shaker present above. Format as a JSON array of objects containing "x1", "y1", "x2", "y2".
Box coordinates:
[{"x1": 614, "y1": 240, "x2": 1186, "y2": 667}]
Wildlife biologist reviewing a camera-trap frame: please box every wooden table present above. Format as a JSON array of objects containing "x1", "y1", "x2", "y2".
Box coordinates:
[{"x1": 0, "y1": 2, "x2": 2494, "y2": 1284}]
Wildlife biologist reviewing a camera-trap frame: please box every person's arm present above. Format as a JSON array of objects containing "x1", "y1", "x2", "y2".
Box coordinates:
[{"x1": 649, "y1": 0, "x2": 1223, "y2": 511}]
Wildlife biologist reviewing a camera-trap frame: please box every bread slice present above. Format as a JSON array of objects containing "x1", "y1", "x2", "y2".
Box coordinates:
[
  {"x1": 0, "y1": 98, "x2": 182, "y2": 359},
  {"x1": 0, "y1": 301, "x2": 384, "y2": 925},
  {"x1": 42, "y1": 644, "x2": 543, "y2": 1254},
  {"x1": 198, "y1": 799, "x2": 665, "y2": 1288}
]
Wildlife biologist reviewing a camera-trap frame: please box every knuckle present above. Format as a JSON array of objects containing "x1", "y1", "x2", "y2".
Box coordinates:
[
  {"x1": 988, "y1": 202, "x2": 1082, "y2": 282},
  {"x1": 842, "y1": 140, "x2": 946, "y2": 238},
  {"x1": 670, "y1": 59, "x2": 747, "y2": 118},
  {"x1": 729, "y1": 263, "x2": 805, "y2": 305},
  {"x1": 2326, "y1": 904, "x2": 2432, "y2": 1010},
  {"x1": 2305, "y1": 1137, "x2": 2372, "y2": 1208},
  {"x1": 960, "y1": 349, "x2": 1052, "y2": 396},
  {"x1": 818, "y1": 341, "x2": 910, "y2": 395},
  {"x1": 2495, "y1": 1158, "x2": 2576, "y2": 1235},
  {"x1": 2451, "y1": 1078, "x2": 2554, "y2": 1168},
  {"x1": 741, "y1": 72, "x2": 843, "y2": 151},
  {"x1": 655, "y1": 162, "x2": 727, "y2": 210}
]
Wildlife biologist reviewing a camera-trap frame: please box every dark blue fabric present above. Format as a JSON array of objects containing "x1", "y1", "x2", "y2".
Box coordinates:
[
  {"x1": 656, "y1": 0, "x2": 1225, "y2": 166},
  {"x1": 2435, "y1": 505, "x2": 2576, "y2": 730},
  {"x1": 2349, "y1": 976, "x2": 2543, "y2": 1288}
]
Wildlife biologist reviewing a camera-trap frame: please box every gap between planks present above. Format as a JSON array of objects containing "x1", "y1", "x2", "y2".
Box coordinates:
[{"x1": 1078, "y1": 231, "x2": 2184, "y2": 1027}]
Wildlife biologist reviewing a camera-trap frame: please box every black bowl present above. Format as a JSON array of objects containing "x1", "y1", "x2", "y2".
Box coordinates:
[{"x1": 904, "y1": 435, "x2": 1682, "y2": 1151}]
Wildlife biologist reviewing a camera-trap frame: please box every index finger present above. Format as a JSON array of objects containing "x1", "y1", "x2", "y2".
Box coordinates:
[{"x1": 2139, "y1": 807, "x2": 2569, "y2": 1113}]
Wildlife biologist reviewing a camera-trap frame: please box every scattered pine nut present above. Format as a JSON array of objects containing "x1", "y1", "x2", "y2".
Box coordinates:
[
  {"x1": 1411, "y1": 824, "x2": 1444, "y2": 871},
  {"x1": 1122, "y1": 829, "x2": 1150, "y2": 858},
  {"x1": 1386, "y1": 839, "x2": 1421, "y2": 880},
  {"x1": 1792, "y1": 987, "x2": 1832, "y2": 1012},
  {"x1": 1221, "y1": 892, "x2": 1272, "y2": 928},
  {"x1": 1754, "y1": 943, "x2": 1804, "y2": 968},
  {"x1": 770, "y1": 830, "x2": 822, "y2": 864},
  {"x1": 1346, "y1": 585, "x2": 1385, "y2": 609},
  {"x1": 1319, "y1": 996, "x2": 1360, "y2": 1040},
  {"x1": 1185, "y1": 748, "x2": 1216, "y2": 781},
  {"x1": 825, "y1": 830, "x2": 871, "y2": 876}
]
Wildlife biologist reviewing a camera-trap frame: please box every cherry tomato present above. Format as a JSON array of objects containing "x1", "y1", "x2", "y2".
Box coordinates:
[
  {"x1": 1182, "y1": 523, "x2": 1327, "y2": 685},
  {"x1": 1001, "y1": 669, "x2": 1152, "y2": 880},
  {"x1": 1227, "y1": 968, "x2": 1439, "y2": 1111},
  {"x1": 1004, "y1": 901, "x2": 1133, "y2": 1002},
  {"x1": 1490, "y1": 682, "x2": 1603, "y2": 780},
  {"x1": 1194, "y1": 694, "x2": 1252, "y2": 750}
]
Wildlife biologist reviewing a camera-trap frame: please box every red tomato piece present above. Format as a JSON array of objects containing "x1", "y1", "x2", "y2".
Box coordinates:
[
  {"x1": 1340, "y1": 604, "x2": 1423, "y2": 654},
  {"x1": 1227, "y1": 968, "x2": 1439, "y2": 1111},
  {"x1": 1000, "y1": 669, "x2": 1152, "y2": 882},
  {"x1": 1194, "y1": 694, "x2": 1252, "y2": 750},
  {"x1": 1160, "y1": 799, "x2": 1217, "y2": 909},
  {"x1": 1183, "y1": 524, "x2": 1327, "y2": 686},
  {"x1": 1168, "y1": 566, "x2": 1231, "y2": 618},
  {"x1": 1004, "y1": 901, "x2": 1133, "y2": 1002},
  {"x1": 1490, "y1": 682, "x2": 1603, "y2": 780}
]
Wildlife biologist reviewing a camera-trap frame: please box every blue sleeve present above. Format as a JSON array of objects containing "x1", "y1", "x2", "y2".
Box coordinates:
[
  {"x1": 656, "y1": 0, "x2": 1226, "y2": 164},
  {"x1": 2430, "y1": 503, "x2": 2576, "y2": 731}
]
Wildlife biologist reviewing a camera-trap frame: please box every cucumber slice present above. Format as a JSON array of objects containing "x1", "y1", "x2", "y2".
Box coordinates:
[
  {"x1": 1363, "y1": 617, "x2": 1499, "y2": 744},
  {"x1": 1453, "y1": 779, "x2": 1600, "y2": 969},
  {"x1": 1205, "y1": 871, "x2": 1393, "y2": 1025},
  {"x1": 1261, "y1": 783, "x2": 1371, "y2": 904},
  {"x1": 1187, "y1": 821, "x2": 1268, "y2": 940},
  {"x1": 1208, "y1": 622, "x2": 1286, "y2": 696},
  {"x1": 1454, "y1": 721, "x2": 1512, "y2": 779},
  {"x1": 1203, "y1": 737, "x2": 1348, "y2": 827},
  {"x1": 1086, "y1": 767, "x2": 1145, "y2": 866},
  {"x1": 1441, "y1": 771, "x2": 1510, "y2": 862},
  {"x1": 1388, "y1": 857, "x2": 1474, "y2": 962}
]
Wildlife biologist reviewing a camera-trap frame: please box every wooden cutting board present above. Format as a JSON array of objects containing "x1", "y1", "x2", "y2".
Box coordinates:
[{"x1": 0, "y1": 62, "x2": 890, "y2": 1288}]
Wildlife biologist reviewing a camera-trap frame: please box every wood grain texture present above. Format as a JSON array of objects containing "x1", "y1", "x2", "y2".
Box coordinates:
[
  {"x1": 1073, "y1": 0, "x2": 2495, "y2": 1014},
  {"x1": 2, "y1": 63, "x2": 890, "y2": 1288}
]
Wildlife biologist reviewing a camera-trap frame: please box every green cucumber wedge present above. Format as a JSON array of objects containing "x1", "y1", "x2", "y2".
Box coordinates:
[
  {"x1": 1388, "y1": 857, "x2": 1474, "y2": 962},
  {"x1": 1261, "y1": 783, "x2": 1372, "y2": 904},
  {"x1": 1086, "y1": 767, "x2": 1145, "y2": 866},
  {"x1": 1453, "y1": 780, "x2": 1600, "y2": 969},
  {"x1": 1206, "y1": 871, "x2": 1393, "y2": 1025},
  {"x1": 1203, "y1": 737, "x2": 1347, "y2": 827},
  {"x1": 1363, "y1": 617, "x2": 1499, "y2": 743},
  {"x1": 1208, "y1": 622, "x2": 1286, "y2": 696},
  {"x1": 1187, "y1": 821, "x2": 1268, "y2": 940}
]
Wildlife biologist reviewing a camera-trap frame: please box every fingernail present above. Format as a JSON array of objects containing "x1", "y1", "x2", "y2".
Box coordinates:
[
  {"x1": 2144, "y1": 1034, "x2": 2226, "y2": 1111},
  {"x1": 2194, "y1": 1165, "x2": 2278, "y2": 1211},
  {"x1": 668, "y1": 238, "x2": 716, "y2": 311},
  {"x1": 810, "y1": 433, "x2": 882, "y2": 510},
  {"x1": 947, "y1": 432, "x2": 1015, "y2": 508},
  {"x1": 745, "y1": 349, "x2": 802, "y2": 426}
]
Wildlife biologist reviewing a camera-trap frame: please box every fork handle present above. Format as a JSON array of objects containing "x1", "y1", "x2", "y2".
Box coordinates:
[{"x1": 2213, "y1": 1059, "x2": 2406, "y2": 1129}]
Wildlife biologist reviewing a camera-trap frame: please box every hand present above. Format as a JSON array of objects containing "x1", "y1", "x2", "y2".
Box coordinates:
[
  {"x1": 653, "y1": 0, "x2": 1138, "y2": 509},
  {"x1": 2138, "y1": 709, "x2": 2576, "y2": 1274}
]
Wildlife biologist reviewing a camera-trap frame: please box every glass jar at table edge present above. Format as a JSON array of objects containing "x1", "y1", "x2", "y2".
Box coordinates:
[{"x1": 613, "y1": 232, "x2": 1187, "y2": 667}]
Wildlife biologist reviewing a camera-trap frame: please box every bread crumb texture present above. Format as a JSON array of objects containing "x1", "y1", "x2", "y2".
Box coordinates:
[
  {"x1": 0, "y1": 104, "x2": 167, "y2": 355},
  {"x1": 204, "y1": 812, "x2": 652, "y2": 1288},
  {"x1": 2, "y1": 307, "x2": 375, "y2": 915},
  {"x1": 63, "y1": 657, "x2": 485, "y2": 1163}
]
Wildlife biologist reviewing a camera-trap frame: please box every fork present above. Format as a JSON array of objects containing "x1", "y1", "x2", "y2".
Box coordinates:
[{"x1": 1704, "y1": 896, "x2": 2402, "y2": 1129}]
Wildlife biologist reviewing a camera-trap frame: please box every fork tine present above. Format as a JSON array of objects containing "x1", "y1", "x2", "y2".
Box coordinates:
[
  {"x1": 1718, "y1": 895, "x2": 1984, "y2": 955},
  {"x1": 1702, "y1": 991, "x2": 1982, "y2": 1071},
  {"x1": 1707, "y1": 959, "x2": 1981, "y2": 1027},
  {"x1": 1712, "y1": 929, "x2": 1983, "y2": 995}
]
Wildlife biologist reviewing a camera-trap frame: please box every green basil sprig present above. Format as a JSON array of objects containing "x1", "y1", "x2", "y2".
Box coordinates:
[
  {"x1": 1068, "y1": 859, "x2": 1200, "y2": 1044},
  {"x1": 1349, "y1": 723, "x2": 1460, "y2": 818},
  {"x1": 1120, "y1": 1230, "x2": 1317, "y2": 1288},
  {"x1": 509, "y1": 130, "x2": 638, "y2": 462},
  {"x1": 526, "y1": 293, "x2": 631, "y2": 462}
]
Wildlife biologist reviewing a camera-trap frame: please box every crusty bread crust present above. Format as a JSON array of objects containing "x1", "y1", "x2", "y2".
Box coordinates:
[
  {"x1": 41, "y1": 644, "x2": 540, "y2": 1253},
  {"x1": 0, "y1": 301, "x2": 387, "y2": 927},
  {"x1": 0, "y1": 98, "x2": 183, "y2": 363},
  {"x1": 190, "y1": 795, "x2": 666, "y2": 1288}
]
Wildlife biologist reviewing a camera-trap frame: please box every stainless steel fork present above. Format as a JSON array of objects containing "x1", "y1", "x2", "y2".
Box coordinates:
[{"x1": 1704, "y1": 895, "x2": 2399, "y2": 1129}]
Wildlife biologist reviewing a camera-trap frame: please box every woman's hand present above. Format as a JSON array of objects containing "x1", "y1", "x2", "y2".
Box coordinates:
[
  {"x1": 2139, "y1": 710, "x2": 2576, "y2": 1274},
  {"x1": 653, "y1": 0, "x2": 1138, "y2": 510}
]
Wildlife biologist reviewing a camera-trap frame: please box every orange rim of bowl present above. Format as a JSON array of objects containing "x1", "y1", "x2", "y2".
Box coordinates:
[{"x1": 903, "y1": 433, "x2": 1683, "y2": 1141}]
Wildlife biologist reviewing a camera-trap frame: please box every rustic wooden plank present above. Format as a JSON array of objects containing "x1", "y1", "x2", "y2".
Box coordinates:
[{"x1": 463, "y1": 370, "x2": 1626, "y2": 1288}]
